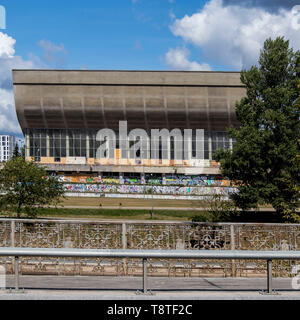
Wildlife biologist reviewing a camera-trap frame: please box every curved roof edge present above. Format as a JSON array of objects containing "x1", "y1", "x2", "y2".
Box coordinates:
[{"x1": 12, "y1": 69, "x2": 243, "y2": 87}]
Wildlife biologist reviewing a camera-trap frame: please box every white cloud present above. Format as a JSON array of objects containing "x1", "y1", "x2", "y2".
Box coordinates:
[
  {"x1": 0, "y1": 33, "x2": 15, "y2": 59},
  {"x1": 0, "y1": 88, "x2": 22, "y2": 133},
  {"x1": 0, "y1": 32, "x2": 38, "y2": 135},
  {"x1": 223, "y1": 0, "x2": 298, "y2": 11},
  {"x1": 165, "y1": 47, "x2": 211, "y2": 71},
  {"x1": 0, "y1": 34, "x2": 68, "y2": 136},
  {"x1": 168, "y1": 0, "x2": 300, "y2": 70},
  {"x1": 38, "y1": 39, "x2": 67, "y2": 67},
  {"x1": 169, "y1": 10, "x2": 176, "y2": 20}
]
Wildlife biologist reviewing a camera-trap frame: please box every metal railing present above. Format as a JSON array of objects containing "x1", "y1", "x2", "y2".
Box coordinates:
[
  {"x1": 1, "y1": 218, "x2": 300, "y2": 277},
  {"x1": 1, "y1": 247, "x2": 300, "y2": 295}
]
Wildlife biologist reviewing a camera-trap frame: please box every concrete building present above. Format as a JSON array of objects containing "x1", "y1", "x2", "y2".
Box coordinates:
[
  {"x1": 0, "y1": 135, "x2": 15, "y2": 162},
  {"x1": 12, "y1": 70, "x2": 246, "y2": 188}
]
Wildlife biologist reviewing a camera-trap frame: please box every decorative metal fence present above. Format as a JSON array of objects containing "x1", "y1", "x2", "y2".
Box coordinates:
[{"x1": 0, "y1": 219, "x2": 299, "y2": 277}]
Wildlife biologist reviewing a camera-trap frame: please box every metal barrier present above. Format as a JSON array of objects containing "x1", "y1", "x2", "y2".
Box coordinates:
[
  {"x1": 1, "y1": 218, "x2": 300, "y2": 277},
  {"x1": 1, "y1": 248, "x2": 300, "y2": 295}
]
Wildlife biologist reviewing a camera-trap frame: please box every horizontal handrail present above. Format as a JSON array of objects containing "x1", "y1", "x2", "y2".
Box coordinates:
[
  {"x1": 1, "y1": 218, "x2": 300, "y2": 226},
  {"x1": 2, "y1": 247, "x2": 300, "y2": 295},
  {"x1": 1, "y1": 247, "x2": 300, "y2": 260}
]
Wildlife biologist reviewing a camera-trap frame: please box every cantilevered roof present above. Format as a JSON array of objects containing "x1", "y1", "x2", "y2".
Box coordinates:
[{"x1": 13, "y1": 70, "x2": 246, "y2": 133}]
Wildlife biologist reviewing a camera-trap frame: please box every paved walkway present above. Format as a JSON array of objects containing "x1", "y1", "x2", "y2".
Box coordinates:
[{"x1": 1, "y1": 275, "x2": 299, "y2": 300}]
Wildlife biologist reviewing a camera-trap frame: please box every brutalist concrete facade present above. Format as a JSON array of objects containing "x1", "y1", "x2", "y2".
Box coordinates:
[{"x1": 12, "y1": 70, "x2": 246, "y2": 175}]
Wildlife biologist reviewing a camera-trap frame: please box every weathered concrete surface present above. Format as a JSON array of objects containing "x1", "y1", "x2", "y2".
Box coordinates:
[
  {"x1": 1, "y1": 276, "x2": 299, "y2": 300},
  {"x1": 12, "y1": 70, "x2": 246, "y2": 132},
  {"x1": 13, "y1": 70, "x2": 243, "y2": 86},
  {"x1": 42, "y1": 163, "x2": 221, "y2": 174}
]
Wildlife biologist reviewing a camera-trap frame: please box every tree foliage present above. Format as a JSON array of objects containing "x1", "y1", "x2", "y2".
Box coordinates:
[
  {"x1": 215, "y1": 37, "x2": 300, "y2": 221},
  {"x1": 0, "y1": 157, "x2": 65, "y2": 218},
  {"x1": 12, "y1": 143, "x2": 20, "y2": 159}
]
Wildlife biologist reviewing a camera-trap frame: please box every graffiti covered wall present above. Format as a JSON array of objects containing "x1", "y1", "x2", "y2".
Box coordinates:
[
  {"x1": 63, "y1": 183, "x2": 237, "y2": 196},
  {"x1": 59, "y1": 174, "x2": 234, "y2": 187}
]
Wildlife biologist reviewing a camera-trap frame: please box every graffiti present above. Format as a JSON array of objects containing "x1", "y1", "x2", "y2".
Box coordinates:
[
  {"x1": 63, "y1": 183, "x2": 237, "y2": 196},
  {"x1": 123, "y1": 177, "x2": 141, "y2": 184},
  {"x1": 59, "y1": 174, "x2": 232, "y2": 187},
  {"x1": 164, "y1": 175, "x2": 231, "y2": 187}
]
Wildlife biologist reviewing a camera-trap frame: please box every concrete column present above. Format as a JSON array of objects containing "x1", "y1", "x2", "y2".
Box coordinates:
[
  {"x1": 208, "y1": 132, "x2": 212, "y2": 160},
  {"x1": 66, "y1": 132, "x2": 70, "y2": 157},
  {"x1": 162, "y1": 173, "x2": 166, "y2": 185},
  {"x1": 46, "y1": 131, "x2": 50, "y2": 157},
  {"x1": 119, "y1": 172, "x2": 124, "y2": 184},
  {"x1": 141, "y1": 173, "x2": 145, "y2": 184},
  {"x1": 86, "y1": 132, "x2": 90, "y2": 159},
  {"x1": 25, "y1": 133, "x2": 30, "y2": 158}
]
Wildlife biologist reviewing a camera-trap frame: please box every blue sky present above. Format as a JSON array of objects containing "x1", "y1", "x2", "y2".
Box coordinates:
[
  {"x1": 1, "y1": 0, "x2": 210, "y2": 70},
  {"x1": 0, "y1": 0, "x2": 300, "y2": 137}
]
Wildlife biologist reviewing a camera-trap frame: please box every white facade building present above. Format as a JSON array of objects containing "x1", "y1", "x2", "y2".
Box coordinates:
[{"x1": 0, "y1": 135, "x2": 16, "y2": 162}]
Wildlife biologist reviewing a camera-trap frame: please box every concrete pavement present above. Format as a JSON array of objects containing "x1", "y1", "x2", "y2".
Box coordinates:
[{"x1": 0, "y1": 275, "x2": 299, "y2": 300}]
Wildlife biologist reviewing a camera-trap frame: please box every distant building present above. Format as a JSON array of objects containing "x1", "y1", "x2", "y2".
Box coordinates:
[
  {"x1": 16, "y1": 138, "x2": 25, "y2": 150},
  {"x1": 0, "y1": 135, "x2": 15, "y2": 162},
  {"x1": 12, "y1": 69, "x2": 245, "y2": 199}
]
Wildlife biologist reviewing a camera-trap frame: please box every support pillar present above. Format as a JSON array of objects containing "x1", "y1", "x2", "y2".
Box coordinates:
[
  {"x1": 66, "y1": 132, "x2": 70, "y2": 157},
  {"x1": 86, "y1": 131, "x2": 90, "y2": 159},
  {"x1": 260, "y1": 259, "x2": 278, "y2": 295},
  {"x1": 208, "y1": 132, "x2": 212, "y2": 161},
  {"x1": 46, "y1": 131, "x2": 50, "y2": 157},
  {"x1": 25, "y1": 133, "x2": 30, "y2": 158},
  {"x1": 162, "y1": 173, "x2": 166, "y2": 185}
]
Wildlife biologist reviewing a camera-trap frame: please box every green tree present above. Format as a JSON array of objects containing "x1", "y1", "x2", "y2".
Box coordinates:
[
  {"x1": 20, "y1": 146, "x2": 26, "y2": 159},
  {"x1": 0, "y1": 157, "x2": 65, "y2": 218},
  {"x1": 12, "y1": 143, "x2": 20, "y2": 158},
  {"x1": 215, "y1": 37, "x2": 300, "y2": 221}
]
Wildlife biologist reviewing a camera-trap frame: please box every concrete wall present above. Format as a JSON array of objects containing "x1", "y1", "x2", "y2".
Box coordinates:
[{"x1": 13, "y1": 70, "x2": 246, "y2": 132}]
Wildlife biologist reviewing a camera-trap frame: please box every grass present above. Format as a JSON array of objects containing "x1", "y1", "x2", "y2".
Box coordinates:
[
  {"x1": 0, "y1": 197, "x2": 287, "y2": 222},
  {"x1": 60, "y1": 196, "x2": 211, "y2": 209},
  {"x1": 1, "y1": 206, "x2": 285, "y2": 223},
  {"x1": 2, "y1": 207, "x2": 208, "y2": 221}
]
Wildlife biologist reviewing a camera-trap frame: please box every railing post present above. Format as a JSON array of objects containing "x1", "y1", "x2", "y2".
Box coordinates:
[
  {"x1": 122, "y1": 223, "x2": 127, "y2": 249},
  {"x1": 230, "y1": 224, "x2": 236, "y2": 277},
  {"x1": 14, "y1": 256, "x2": 19, "y2": 291},
  {"x1": 143, "y1": 258, "x2": 147, "y2": 294},
  {"x1": 11, "y1": 220, "x2": 15, "y2": 248},
  {"x1": 267, "y1": 259, "x2": 272, "y2": 294},
  {"x1": 260, "y1": 258, "x2": 278, "y2": 295},
  {"x1": 11, "y1": 220, "x2": 15, "y2": 274},
  {"x1": 136, "y1": 257, "x2": 152, "y2": 295},
  {"x1": 122, "y1": 223, "x2": 128, "y2": 276}
]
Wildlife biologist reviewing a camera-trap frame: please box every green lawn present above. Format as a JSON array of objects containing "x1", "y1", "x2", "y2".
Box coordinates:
[
  {"x1": 60, "y1": 196, "x2": 211, "y2": 209},
  {"x1": 2, "y1": 207, "x2": 208, "y2": 221},
  {"x1": 1, "y1": 206, "x2": 284, "y2": 223}
]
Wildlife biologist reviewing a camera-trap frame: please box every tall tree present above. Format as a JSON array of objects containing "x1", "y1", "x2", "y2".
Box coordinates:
[
  {"x1": 12, "y1": 143, "x2": 20, "y2": 158},
  {"x1": 0, "y1": 157, "x2": 65, "y2": 218},
  {"x1": 215, "y1": 37, "x2": 300, "y2": 221}
]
